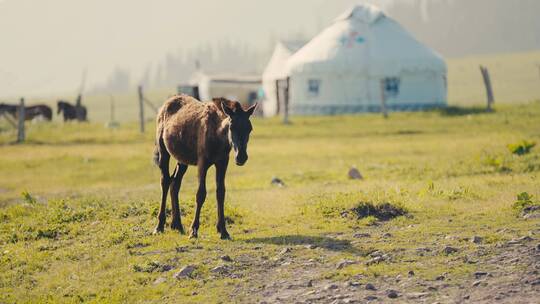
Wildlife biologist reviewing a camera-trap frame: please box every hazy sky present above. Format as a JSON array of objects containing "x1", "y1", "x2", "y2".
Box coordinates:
[{"x1": 0, "y1": 0, "x2": 394, "y2": 98}]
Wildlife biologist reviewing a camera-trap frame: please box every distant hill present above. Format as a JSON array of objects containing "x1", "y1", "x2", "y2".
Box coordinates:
[{"x1": 387, "y1": 0, "x2": 540, "y2": 57}]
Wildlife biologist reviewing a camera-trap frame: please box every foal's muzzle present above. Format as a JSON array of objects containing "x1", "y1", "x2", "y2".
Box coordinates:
[{"x1": 235, "y1": 152, "x2": 248, "y2": 166}]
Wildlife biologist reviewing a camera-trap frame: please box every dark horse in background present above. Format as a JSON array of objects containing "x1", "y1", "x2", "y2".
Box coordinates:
[
  {"x1": 57, "y1": 101, "x2": 87, "y2": 122},
  {"x1": 153, "y1": 95, "x2": 256, "y2": 239},
  {"x1": 0, "y1": 103, "x2": 52, "y2": 121}
]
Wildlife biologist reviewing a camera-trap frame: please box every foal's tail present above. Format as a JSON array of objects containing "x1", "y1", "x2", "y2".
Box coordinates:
[
  {"x1": 152, "y1": 143, "x2": 160, "y2": 167},
  {"x1": 153, "y1": 121, "x2": 164, "y2": 167},
  {"x1": 153, "y1": 102, "x2": 171, "y2": 168}
]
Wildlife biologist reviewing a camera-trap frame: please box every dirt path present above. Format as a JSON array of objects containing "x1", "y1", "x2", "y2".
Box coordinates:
[{"x1": 225, "y1": 231, "x2": 540, "y2": 303}]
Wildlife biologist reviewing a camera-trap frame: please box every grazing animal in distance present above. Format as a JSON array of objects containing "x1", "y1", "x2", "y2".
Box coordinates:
[
  {"x1": 153, "y1": 94, "x2": 257, "y2": 239},
  {"x1": 0, "y1": 103, "x2": 52, "y2": 121},
  {"x1": 57, "y1": 100, "x2": 87, "y2": 122},
  {"x1": 0, "y1": 103, "x2": 17, "y2": 117}
]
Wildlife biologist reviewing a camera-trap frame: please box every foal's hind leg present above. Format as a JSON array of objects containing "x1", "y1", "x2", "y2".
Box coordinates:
[
  {"x1": 153, "y1": 143, "x2": 171, "y2": 234},
  {"x1": 170, "y1": 163, "x2": 188, "y2": 234},
  {"x1": 189, "y1": 160, "x2": 209, "y2": 239}
]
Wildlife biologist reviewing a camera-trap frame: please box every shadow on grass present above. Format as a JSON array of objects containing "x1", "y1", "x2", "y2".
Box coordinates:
[
  {"x1": 393, "y1": 130, "x2": 423, "y2": 135},
  {"x1": 1, "y1": 138, "x2": 145, "y2": 146},
  {"x1": 245, "y1": 234, "x2": 364, "y2": 254},
  {"x1": 436, "y1": 106, "x2": 493, "y2": 116}
]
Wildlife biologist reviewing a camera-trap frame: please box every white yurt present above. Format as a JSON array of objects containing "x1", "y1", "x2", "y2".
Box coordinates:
[
  {"x1": 265, "y1": 4, "x2": 447, "y2": 116},
  {"x1": 261, "y1": 40, "x2": 306, "y2": 117}
]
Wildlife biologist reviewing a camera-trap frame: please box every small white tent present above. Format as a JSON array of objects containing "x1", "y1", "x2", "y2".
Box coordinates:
[
  {"x1": 264, "y1": 4, "x2": 447, "y2": 116},
  {"x1": 189, "y1": 70, "x2": 261, "y2": 105},
  {"x1": 261, "y1": 40, "x2": 306, "y2": 117}
]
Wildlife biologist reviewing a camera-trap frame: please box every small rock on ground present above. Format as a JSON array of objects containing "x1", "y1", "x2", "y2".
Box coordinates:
[
  {"x1": 220, "y1": 255, "x2": 233, "y2": 262},
  {"x1": 173, "y1": 265, "x2": 196, "y2": 279},
  {"x1": 279, "y1": 247, "x2": 292, "y2": 255},
  {"x1": 366, "y1": 256, "x2": 386, "y2": 265},
  {"x1": 442, "y1": 246, "x2": 459, "y2": 255},
  {"x1": 365, "y1": 283, "x2": 377, "y2": 290},
  {"x1": 473, "y1": 280, "x2": 487, "y2": 287},
  {"x1": 348, "y1": 281, "x2": 361, "y2": 287},
  {"x1": 471, "y1": 236, "x2": 483, "y2": 244},
  {"x1": 353, "y1": 233, "x2": 371, "y2": 238},
  {"x1": 348, "y1": 167, "x2": 363, "y2": 180},
  {"x1": 324, "y1": 283, "x2": 339, "y2": 290},
  {"x1": 211, "y1": 265, "x2": 229, "y2": 273},
  {"x1": 336, "y1": 260, "x2": 356, "y2": 269},
  {"x1": 175, "y1": 246, "x2": 188, "y2": 253},
  {"x1": 474, "y1": 271, "x2": 489, "y2": 279},
  {"x1": 386, "y1": 290, "x2": 399, "y2": 298},
  {"x1": 271, "y1": 177, "x2": 285, "y2": 187}
]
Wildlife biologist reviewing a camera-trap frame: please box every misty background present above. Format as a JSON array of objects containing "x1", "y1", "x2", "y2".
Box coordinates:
[{"x1": 0, "y1": 0, "x2": 539, "y2": 98}]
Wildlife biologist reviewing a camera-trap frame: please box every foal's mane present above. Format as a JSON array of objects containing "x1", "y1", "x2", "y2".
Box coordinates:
[{"x1": 211, "y1": 97, "x2": 241, "y2": 115}]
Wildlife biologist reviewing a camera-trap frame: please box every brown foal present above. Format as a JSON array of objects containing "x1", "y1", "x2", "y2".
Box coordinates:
[{"x1": 153, "y1": 95, "x2": 256, "y2": 239}]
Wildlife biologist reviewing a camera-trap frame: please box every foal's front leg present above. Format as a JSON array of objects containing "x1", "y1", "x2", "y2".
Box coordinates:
[
  {"x1": 189, "y1": 160, "x2": 209, "y2": 239},
  {"x1": 215, "y1": 158, "x2": 230, "y2": 240}
]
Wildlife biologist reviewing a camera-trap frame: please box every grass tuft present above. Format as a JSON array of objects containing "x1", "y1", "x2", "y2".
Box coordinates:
[
  {"x1": 507, "y1": 140, "x2": 536, "y2": 156},
  {"x1": 513, "y1": 192, "x2": 539, "y2": 212},
  {"x1": 21, "y1": 191, "x2": 36, "y2": 205}
]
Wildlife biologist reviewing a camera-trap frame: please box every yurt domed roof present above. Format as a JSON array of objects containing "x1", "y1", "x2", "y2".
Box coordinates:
[
  {"x1": 286, "y1": 4, "x2": 446, "y2": 76},
  {"x1": 334, "y1": 3, "x2": 384, "y2": 24},
  {"x1": 263, "y1": 40, "x2": 307, "y2": 80}
]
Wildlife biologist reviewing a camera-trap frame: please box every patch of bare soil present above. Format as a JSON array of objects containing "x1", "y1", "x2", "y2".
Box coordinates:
[{"x1": 349, "y1": 202, "x2": 408, "y2": 221}]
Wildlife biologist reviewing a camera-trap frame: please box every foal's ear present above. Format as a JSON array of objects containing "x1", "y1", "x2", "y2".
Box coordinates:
[
  {"x1": 245, "y1": 103, "x2": 257, "y2": 116},
  {"x1": 221, "y1": 101, "x2": 235, "y2": 117}
]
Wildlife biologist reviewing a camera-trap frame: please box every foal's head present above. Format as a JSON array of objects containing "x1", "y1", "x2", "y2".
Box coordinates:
[{"x1": 221, "y1": 100, "x2": 257, "y2": 166}]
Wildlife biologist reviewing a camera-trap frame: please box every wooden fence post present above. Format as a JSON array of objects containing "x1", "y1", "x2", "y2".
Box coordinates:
[
  {"x1": 275, "y1": 79, "x2": 281, "y2": 115},
  {"x1": 110, "y1": 95, "x2": 115, "y2": 123},
  {"x1": 138, "y1": 85, "x2": 145, "y2": 133},
  {"x1": 75, "y1": 93, "x2": 85, "y2": 121},
  {"x1": 283, "y1": 77, "x2": 290, "y2": 124},
  {"x1": 76, "y1": 93, "x2": 82, "y2": 108},
  {"x1": 17, "y1": 98, "x2": 25, "y2": 143},
  {"x1": 379, "y1": 79, "x2": 389, "y2": 119},
  {"x1": 480, "y1": 65, "x2": 494, "y2": 111}
]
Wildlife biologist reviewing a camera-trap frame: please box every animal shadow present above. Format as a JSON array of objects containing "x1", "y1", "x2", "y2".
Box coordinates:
[
  {"x1": 436, "y1": 106, "x2": 493, "y2": 116},
  {"x1": 245, "y1": 234, "x2": 362, "y2": 254}
]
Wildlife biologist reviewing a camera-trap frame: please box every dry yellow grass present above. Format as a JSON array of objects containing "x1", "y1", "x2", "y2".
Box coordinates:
[{"x1": 448, "y1": 50, "x2": 540, "y2": 105}]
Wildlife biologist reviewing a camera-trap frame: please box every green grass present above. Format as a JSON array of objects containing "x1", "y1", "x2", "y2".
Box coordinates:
[{"x1": 0, "y1": 102, "x2": 539, "y2": 303}]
